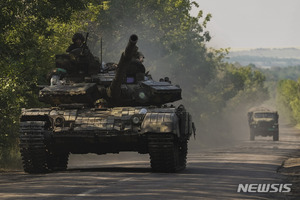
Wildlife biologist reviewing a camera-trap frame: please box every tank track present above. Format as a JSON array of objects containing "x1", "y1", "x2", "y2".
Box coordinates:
[
  {"x1": 19, "y1": 121, "x2": 69, "y2": 173},
  {"x1": 148, "y1": 133, "x2": 187, "y2": 172},
  {"x1": 19, "y1": 121, "x2": 49, "y2": 173}
]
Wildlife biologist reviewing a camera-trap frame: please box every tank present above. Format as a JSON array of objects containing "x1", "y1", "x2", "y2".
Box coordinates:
[
  {"x1": 247, "y1": 107, "x2": 279, "y2": 141},
  {"x1": 19, "y1": 34, "x2": 196, "y2": 173}
]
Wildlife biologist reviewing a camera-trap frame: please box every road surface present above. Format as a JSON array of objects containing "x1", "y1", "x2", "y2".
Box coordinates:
[{"x1": 0, "y1": 124, "x2": 300, "y2": 199}]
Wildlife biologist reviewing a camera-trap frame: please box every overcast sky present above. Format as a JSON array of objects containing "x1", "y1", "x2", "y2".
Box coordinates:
[{"x1": 191, "y1": 0, "x2": 300, "y2": 49}]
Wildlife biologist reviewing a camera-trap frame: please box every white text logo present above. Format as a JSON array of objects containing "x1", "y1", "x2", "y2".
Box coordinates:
[{"x1": 237, "y1": 184, "x2": 292, "y2": 193}]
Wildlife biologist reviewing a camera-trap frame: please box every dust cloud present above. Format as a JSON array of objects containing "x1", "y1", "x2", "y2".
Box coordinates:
[{"x1": 188, "y1": 98, "x2": 274, "y2": 151}]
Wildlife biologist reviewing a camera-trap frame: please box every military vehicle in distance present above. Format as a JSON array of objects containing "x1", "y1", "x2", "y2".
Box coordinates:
[
  {"x1": 19, "y1": 34, "x2": 195, "y2": 173},
  {"x1": 247, "y1": 107, "x2": 279, "y2": 141}
]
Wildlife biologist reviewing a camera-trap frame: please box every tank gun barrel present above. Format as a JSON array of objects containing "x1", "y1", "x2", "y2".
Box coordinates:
[{"x1": 124, "y1": 34, "x2": 138, "y2": 58}]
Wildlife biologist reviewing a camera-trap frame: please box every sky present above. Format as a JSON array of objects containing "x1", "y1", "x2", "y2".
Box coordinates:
[{"x1": 191, "y1": 0, "x2": 300, "y2": 49}]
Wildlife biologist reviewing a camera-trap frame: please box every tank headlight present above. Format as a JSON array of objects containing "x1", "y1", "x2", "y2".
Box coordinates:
[
  {"x1": 132, "y1": 116, "x2": 140, "y2": 124},
  {"x1": 139, "y1": 92, "x2": 146, "y2": 99},
  {"x1": 54, "y1": 117, "x2": 64, "y2": 126},
  {"x1": 139, "y1": 108, "x2": 147, "y2": 114},
  {"x1": 50, "y1": 110, "x2": 58, "y2": 115}
]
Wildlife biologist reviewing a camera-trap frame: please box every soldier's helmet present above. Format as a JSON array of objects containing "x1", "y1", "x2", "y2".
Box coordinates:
[
  {"x1": 72, "y1": 33, "x2": 85, "y2": 43},
  {"x1": 137, "y1": 52, "x2": 144, "y2": 59}
]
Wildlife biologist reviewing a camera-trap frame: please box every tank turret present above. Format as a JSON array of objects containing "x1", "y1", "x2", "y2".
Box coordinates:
[{"x1": 39, "y1": 34, "x2": 181, "y2": 107}]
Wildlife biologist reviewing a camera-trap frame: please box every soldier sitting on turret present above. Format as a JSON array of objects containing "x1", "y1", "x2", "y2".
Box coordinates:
[
  {"x1": 67, "y1": 33, "x2": 100, "y2": 75},
  {"x1": 125, "y1": 51, "x2": 146, "y2": 83},
  {"x1": 54, "y1": 33, "x2": 100, "y2": 81}
]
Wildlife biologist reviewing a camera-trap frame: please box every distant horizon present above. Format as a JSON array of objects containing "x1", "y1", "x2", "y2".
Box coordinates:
[
  {"x1": 227, "y1": 47, "x2": 300, "y2": 68},
  {"x1": 229, "y1": 47, "x2": 300, "y2": 52}
]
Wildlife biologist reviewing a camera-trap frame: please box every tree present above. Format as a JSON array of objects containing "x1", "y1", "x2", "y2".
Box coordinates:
[{"x1": 0, "y1": 0, "x2": 100, "y2": 167}]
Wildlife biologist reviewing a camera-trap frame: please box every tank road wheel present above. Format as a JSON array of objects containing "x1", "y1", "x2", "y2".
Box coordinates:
[
  {"x1": 148, "y1": 133, "x2": 187, "y2": 172},
  {"x1": 250, "y1": 129, "x2": 255, "y2": 141},
  {"x1": 19, "y1": 121, "x2": 50, "y2": 173},
  {"x1": 47, "y1": 151, "x2": 70, "y2": 171},
  {"x1": 273, "y1": 131, "x2": 279, "y2": 141}
]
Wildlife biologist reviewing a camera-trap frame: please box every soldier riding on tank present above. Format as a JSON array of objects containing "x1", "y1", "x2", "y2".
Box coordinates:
[
  {"x1": 53, "y1": 33, "x2": 100, "y2": 82},
  {"x1": 66, "y1": 33, "x2": 86, "y2": 53}
]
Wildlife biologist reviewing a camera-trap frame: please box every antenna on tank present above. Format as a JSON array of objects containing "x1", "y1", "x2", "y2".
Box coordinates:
[{"x1": 100, "y1": 37, "x2": 103, "y2": 66}]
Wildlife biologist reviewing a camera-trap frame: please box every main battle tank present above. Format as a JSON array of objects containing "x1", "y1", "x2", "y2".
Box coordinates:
[{"x1": 19, "y1": 34, "x2": 195, "y2": 173}]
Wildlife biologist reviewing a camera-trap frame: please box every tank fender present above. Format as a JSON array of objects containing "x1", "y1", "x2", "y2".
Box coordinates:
[
  {"x1": 178, "y1": 110, "x2": 195, "y2": 139},
  {"x1": 20, "y1": 108, "x2": 52, "y2": 122},
  {"x1": 140, "y1": 112, "x2": 180, "y2": 136}
]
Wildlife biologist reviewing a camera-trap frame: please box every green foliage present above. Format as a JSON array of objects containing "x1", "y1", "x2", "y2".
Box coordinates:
[
  {"x1": 276, "y1": 79, "x2": 300, "y2": 124},
  {"x1": 224, "y1": 66, "x2": 268, "y2": 110},
  {"x1": 259, "y1": 66, "x2": 300, "y2": 81},
  {"x1": 0, "y1": 0, "x2": 99, "y2": 168}
]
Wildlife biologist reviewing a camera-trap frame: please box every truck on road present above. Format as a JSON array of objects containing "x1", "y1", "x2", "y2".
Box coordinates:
[{"x1": 247, "y1": 107, "x2": 279, "y2": 141}]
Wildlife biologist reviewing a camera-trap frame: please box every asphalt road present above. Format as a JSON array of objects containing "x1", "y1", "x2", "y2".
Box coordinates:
[{"x1": 0, "y1": 124, "x2": 300, "y2": 200}]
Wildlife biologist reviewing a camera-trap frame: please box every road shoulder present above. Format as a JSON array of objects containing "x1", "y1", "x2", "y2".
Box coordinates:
[{"x1": 278, "y1": 145, "x2": 300, "y2": 198}]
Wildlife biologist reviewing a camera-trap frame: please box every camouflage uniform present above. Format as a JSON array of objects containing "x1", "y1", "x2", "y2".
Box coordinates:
[{"x1": 64, "y1": 33, "x2": 99, "y2": 75}]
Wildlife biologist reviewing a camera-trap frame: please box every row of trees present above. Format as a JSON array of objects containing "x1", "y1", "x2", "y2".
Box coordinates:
[
  {"x1": 229, "y1": 56, "x2": 300, "y2": 68},
  {"x1": 261, "y1": 66, "x2": 300, "y2": 81},
  {"x1": 0, "y1": 0, "x2": 268, "y2": 168}
]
